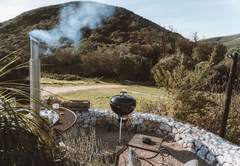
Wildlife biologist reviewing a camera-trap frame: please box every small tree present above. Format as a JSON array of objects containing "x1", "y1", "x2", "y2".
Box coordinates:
[{"x1": 152, "y1": 53, "x2": 216, "y2": 122}]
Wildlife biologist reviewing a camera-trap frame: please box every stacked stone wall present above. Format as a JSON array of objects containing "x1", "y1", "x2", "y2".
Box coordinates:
[{"x1": 74, "y1": 109, "x2": 240, "y2": 166}]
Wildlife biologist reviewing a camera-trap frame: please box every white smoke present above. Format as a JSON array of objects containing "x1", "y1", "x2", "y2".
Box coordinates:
[{"x1": 28, "y1": 1, "x2": 115, "y2": 46}]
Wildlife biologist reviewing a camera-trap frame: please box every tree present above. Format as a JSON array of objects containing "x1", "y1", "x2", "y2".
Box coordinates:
[
  {"x1": 209, "y1": 44, "x2": 227, "y2": 67},
  {"x1": 152, "y1": 53, "x2": 216, "y2": 121},
  {"x1": 192, "y1": 41, "x2": 214, "y2": 63},
  {"x1": 117, "y1": 53, "x2": 147, "y2": 80}
]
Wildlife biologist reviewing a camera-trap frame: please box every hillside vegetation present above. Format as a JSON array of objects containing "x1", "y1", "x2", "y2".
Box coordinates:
[
  {"x1": 0, "y1": 1, "x2": 194, "y2": 80},
  {"x1": 205, "y1": 33, "x2": 240, "y2": 48},
  {"x1": 0, "y1": 1, "x2": 239, "y2": 82}
]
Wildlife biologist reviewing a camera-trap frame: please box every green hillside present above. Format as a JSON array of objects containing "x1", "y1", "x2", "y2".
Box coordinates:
[{"x1": 205, "y1": 33, "x2": 240, "y2": 48}]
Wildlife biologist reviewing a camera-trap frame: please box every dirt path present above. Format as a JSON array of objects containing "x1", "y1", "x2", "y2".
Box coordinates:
[{"x1": 41, "y1": 84, "x2": 128, "y2": 96}]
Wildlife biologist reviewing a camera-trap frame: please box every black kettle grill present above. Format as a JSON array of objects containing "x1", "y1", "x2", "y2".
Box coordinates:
[{"x1": 110, "y1": 91, "x2": 136, "y2": 141}]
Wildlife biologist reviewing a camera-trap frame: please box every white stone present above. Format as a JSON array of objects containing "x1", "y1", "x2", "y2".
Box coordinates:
[
  {"x1": 222, "y1": 163, "x2": 231, "y2": 166},
  {"x1": 132, "y1": 121, "x2": 140, "y2": 125},
  {"x1": 172, "y1": 128, "x2": 178, "y2": 134},
  {"x1": 141, "y1": 126, "x2": 147, "y2": 132},
  {"x1": 144, "y1": 121, "x2": 150, "y2": 125},
  {"x1": 227, "y1": 149, "x2": 236, "y2": 156},
  {"x1": 185, "y1": 135, "x2": 194, "y2": 143},
  {"x1": 132, "y1": 116, "x2": 138, "y2": 122},
  {"x1": 189, "y1": 148, "x2": 196, "y2": 154},
  {"x1": 159, "y1": 124, "x2": 171, "y2": 132},
  {"x1": 82, "y1": 111, "x2": 90, "y2": 117},
  {"x1": 223, "y1": 143, "x2": 232, "y2": 151},
  {"x1": 206, "y1": 152, "x2": 216, "y2": 165},
  {"x1": 174, "y1": 133, "x2": 181, "y2": 141},
  {"x1": 161, "y1": 117, "x2": 169, "y2": 124},
  {"x1": 223, "y1": 153, "x2": 233, "y2": 164},
  {"x1": 187, "y1": 142, "x2": 194, "y2": 149},
  {"x1": 194, "y1": 140, "x2": 202, "y2": 149},
  {"x1": 185, "y1": 123, "x2": 192, "y2": 129},
  {"x1": 148, "y1": 123, "x2": 153, "y2": 129},
  {"x1": 216, "y1": 155, "x2": 225, "y2": 165},
  {"x1": 75, "y1": 112, "x2": 81, "y2": 117},
  {"x1": 174, "y1": 122, "x2": 181, "y2": 128},
  {"x1": 147, "y1": 128, "x2": 153, "y2": 132},
  {"x1": 155, "y1": 129, "x2": 163, "y2": 135},
  {"x1": 84, "y1": 118, "x2": 91, "y2": 124},
  {"x1": 91, "y1": 116, "x2": 96, "y2": 121},
  {"x1": 197, "y1": 146, "x2": 208, "y2": 160},
  {"x1": 163, "y1": 131, "x2": 168, "y2": 135},
  {"x1": 168, "y1": 121, "x2": 175, "y2": 127},
  {"x1": 178, "y1": 127, "x2": 186, "y2": 133},
  {"x1": 139, "y1": 118, "x2": 144, "y2": 123},
  {"x1": 177, "y1": 140, "x2": 184, "y2": 145},
  {"x1": 77, "y1": 117, "x2": 84, "y2": 123},
  {"x1": 233, "y1": 157, "x2": 240, "y2": 164},
  {"x1": 140, "y1": 123, "x2": 146, "y2": 128},
  {"x1": 209, "y1": 144, "x2": 220, "y2": 156}
]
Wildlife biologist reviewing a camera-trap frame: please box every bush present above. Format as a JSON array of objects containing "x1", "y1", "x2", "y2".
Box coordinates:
[{"x1": 42, "y1": 73, "x2": 83, "y2": 81}]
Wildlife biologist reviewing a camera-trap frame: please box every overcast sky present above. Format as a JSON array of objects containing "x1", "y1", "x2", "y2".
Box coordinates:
[{"x1": 1, "y1": 0, "x2": 240, "y2": 39}]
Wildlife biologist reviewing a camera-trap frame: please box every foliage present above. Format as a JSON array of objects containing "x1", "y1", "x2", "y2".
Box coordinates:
[
  {"x1": 152, "y1": 53, "x2": 217, "y2": 121},
  {"x1": 0, "y1": 49, "x2": 28, "y2": 83},
  {"x1": 0, "y1": 99, "x2": 59, "y2": 166},
  {"x1": 57, "y1": 126, "x2": 114, "y2": 166},
  {"x1": 41, "y1": 73, "x2": 83, "y2": 81},
  {"x1": 0, "y1": 56, "x2": 61, "y2": 166},
  {"x1": 79, "y1": 46, "x2": 119, "y2": 77},
  {"x1": 117, "y1": 54, "x2": 137, "y2": 80},
  {"x1": 0, "y1": 1, "x2": 189, "y2": 81}
]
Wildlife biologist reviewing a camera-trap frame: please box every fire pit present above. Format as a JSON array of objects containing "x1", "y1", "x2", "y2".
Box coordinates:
[{"x1": 110, "y1": 91, "x2": 136, "y2": 144}]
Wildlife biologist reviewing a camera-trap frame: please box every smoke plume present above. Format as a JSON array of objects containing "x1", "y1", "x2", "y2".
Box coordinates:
[{"x1": 28, "y1": 1, "x2": 115, "y2": 46}]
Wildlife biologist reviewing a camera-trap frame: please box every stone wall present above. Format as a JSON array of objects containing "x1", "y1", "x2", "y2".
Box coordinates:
[{"x1": 74, "y1": 109, "x2": 240, "y2": 166}]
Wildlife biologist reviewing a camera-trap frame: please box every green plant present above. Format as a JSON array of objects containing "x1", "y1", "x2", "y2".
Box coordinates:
[
  {"x1": 152, "y1": 53, "x2": 216, "y2": 121},
  {"x1": 0, "y1": 98, "x2": 59, "y2": 166},
  {"x1": 0, "y1": 55, "x2": 60, "y2": 166}
]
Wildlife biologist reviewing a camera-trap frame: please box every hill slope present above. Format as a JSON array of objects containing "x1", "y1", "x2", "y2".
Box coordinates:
[
  {"x1": 205, "y1": 33, "x2": 240, "y2": 48},
  {"x1": 0, "y1": 1, "x2": 166, "y2": 53}
]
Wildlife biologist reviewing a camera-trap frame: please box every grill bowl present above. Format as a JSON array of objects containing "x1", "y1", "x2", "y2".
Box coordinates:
[{"x1": 110, "y1": 91, "x2": 136, "y2": 116}]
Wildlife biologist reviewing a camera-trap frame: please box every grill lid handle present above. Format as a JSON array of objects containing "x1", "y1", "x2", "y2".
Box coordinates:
[{"x1": 120, "y1": 91, "x2": 127, "y2": 98}]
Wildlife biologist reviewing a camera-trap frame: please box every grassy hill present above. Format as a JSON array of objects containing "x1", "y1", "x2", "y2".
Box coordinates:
[
  {"x1": 205, "y1": 33, "x2": 240, "y2": 48},
  {"x1": 0, "y1": 1, "x2": 168, "y2": 57},
  {"x1": 0, "y1": 1, "x2": 187, "y2": 80}
]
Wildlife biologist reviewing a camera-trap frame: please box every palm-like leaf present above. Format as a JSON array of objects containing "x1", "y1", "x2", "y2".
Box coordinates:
[{"x1": 0, "y1": 55, "x2": 59, "y2": 166}]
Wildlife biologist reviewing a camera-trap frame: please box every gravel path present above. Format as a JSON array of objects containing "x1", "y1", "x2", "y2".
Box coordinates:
[{"x1": 41, "y1": 84, "x2": 128, "y2": 96}]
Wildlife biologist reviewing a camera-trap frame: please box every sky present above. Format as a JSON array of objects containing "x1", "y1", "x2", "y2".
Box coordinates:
[{"x1": 0, "y1": 0, "x2": 240, "y2": 40}]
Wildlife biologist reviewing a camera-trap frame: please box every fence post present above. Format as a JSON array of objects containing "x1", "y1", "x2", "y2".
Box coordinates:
[{"x1": 219, "y1": 51, "x2": 239, "y2": 138}]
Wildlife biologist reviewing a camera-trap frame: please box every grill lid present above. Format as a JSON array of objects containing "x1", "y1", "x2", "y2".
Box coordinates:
[
  {"x1": 110, "y1": 91, "x2": 136, "y2": 116},
  {"x1": 110, "y1": 91, "x2": 136, "y2": 106}
]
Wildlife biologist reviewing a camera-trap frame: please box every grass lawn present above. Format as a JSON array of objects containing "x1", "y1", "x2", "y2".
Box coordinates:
[{"x1": 41, "y1": 78, "x2": 167, "y2": 111}]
